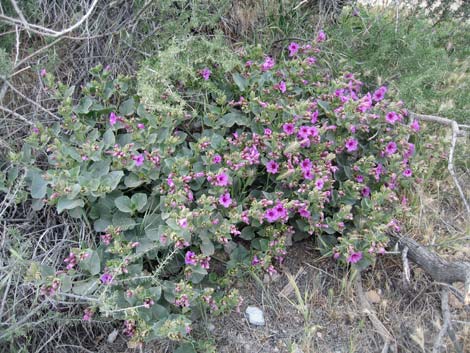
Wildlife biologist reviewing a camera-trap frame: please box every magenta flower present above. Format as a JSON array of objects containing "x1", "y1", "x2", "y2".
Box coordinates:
[
  {"x1": 303, "y1": 169, "x2": 314, "y2": 180},
  {"x1": 316, "y1": 30, "x2": 327, "y2": 42},
  {"x1": 83, "y1": 308, "x2": 93, "y2": 321},
  {"x1": 315, "y1": 179, "x2": 324, "y2": 190},
  {"x1": 179, "y1": 218, "x2": 188, "y2": 228},
  {"x1": 345, "y1": 138, "x2": 359, "y2": 152},
  {"x1": 252, "y1": 255, "x2": 260, "y2": 266},
  {"x1": 133, "y1": 154, "x2": 144, "y2": 167},
  {"x1": 386, "y1": 111, "x2": 399, "y2": 124},
  {"x1": 264, "y1": 208, "x2": 279, "y2": 223},
  {"x1": 100, "y1": 273, "x2": 113, "y2": 285},
  {"x1": 298, "y1": 126, "x2": 310, "y2": 139},
  {"x1": 404, "y1": 142, "x2": 415, "y2": 158},
  {"x1": 305, "y1": 57, "x2": 317, "y2": 66},
  {"x1": 283, "y1": 123, "x2": 295, "y2": 135},
  {"x1": 372, "y1": 86, "x2": 387, "y2": 102},
  {"x1": 200, "y1": 67, "x2": 211, "y2": 80},
  {"x1": 219, "y1": 192, "x2": 232, "y2": 208},
  {"x1": 385, "y1": 141, "x2": 397, "y2": 156},
  {"x1": 266, "y1": 160, "x2": 279, "y2": 174},
  {"x1": 185, "y1": 251, "x2": 197, "y2": 266},
  {"x1": 40, "y1": 68, "x2": 47, "y2": 77},
  {"x1": 300, "y1": 158, "x2": 312, "y2": 172},
  {"x1": 347, "y1": 251, "x2": 363, "y2": 264},
  {"x1": 261, "y1": 56, "x2": 275, "y2": 71},
  {"x1": 212, "y1": 154, "x2": 222, "y2": 164},
  {"x1": 137, "y1": 123, "x2": 145, "y2": 129},
  {"x1": 215, "y1": 172, "x2": 229, "y2": 186},
  {"x1": 109, "y1": 112, "x2": 118, "y2": 126},
  {"x1": 299, "y1": 208, "x2": 311, "y2": 219},
  {"x1": 278, "y1": 81, "x2": 287, "y2": 93},
  {"x1": 288, "y1": 42, "x2": 300, "y2": 56},
  {"x1": 274, "y1": 203, "x2": 287, "y2": 219},
  {"x1": 410, "y1": 119, "x2": 420, "y2": 132},
  {"x1": 403, "y1": 168, "x2": 412, "y2": 177}
]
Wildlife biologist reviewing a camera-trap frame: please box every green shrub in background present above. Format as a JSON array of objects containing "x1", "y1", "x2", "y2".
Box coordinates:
[
  {"x1": 14, "y1": 32, "x2": 427, "y2": 350},
  {"x1": 325, "y1": 6, "x2": 470, "y2": 123}
]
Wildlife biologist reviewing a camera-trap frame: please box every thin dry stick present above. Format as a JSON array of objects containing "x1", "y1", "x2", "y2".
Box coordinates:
[
  {"x1": 0, "y1": 105, "x2": 34, "y2": 125},
  {"x1": 409, "y1": 111, "x2": 470, "y2": 216},
  {"x1": 432, "y1": 288, "x2": 463, "y2": 353},
  {"x1": 355, "y1": 273, "x2": 396, "y2": 353},
  {"x1": 2, "y1": 79, "x2": 61, "y2": 120},
  {"x1": 402, "y1": 246, "x2": 410, "y2": 285},
  {"x1": 0, "y1": 0, "x2": 100, "y2": 38}
]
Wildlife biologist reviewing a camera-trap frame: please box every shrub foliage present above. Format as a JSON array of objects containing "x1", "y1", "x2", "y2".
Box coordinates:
[{"x1": 18, "y1": 33, "x2": 421, "y2": 348}]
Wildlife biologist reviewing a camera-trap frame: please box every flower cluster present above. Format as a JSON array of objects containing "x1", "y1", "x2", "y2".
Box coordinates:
[{"x1": 25, "y1": 31, "x2": 421, "y2": 347}]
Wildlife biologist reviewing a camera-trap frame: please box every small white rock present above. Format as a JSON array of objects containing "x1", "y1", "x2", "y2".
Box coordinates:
[
  {"x1": 245, "y1": 306, "x2": 265, "y2": 326},
  {"x1": 107, "y1": 329, "x2": 119, "y2": 343}
]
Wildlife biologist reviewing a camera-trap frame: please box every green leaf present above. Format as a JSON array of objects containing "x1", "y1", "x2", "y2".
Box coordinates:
[
  {"x1": 189, "y1": 265, "x2": 207, "y2": 284},
  {"x1": 73, "y1": 97, "x2": 93, "y2": 114},
  {"x1": 103, "y1": 129, "x2": 115, "y2": 146},
  {"x1": 101, "y1": 171, "x2": 124, "y2": 190},
  {"x1": 240, "y1": 226, "x2": 255, "y2": 240},
  {"x1": 124, "y1": 173, "x2": 143, "y2": 188},
  {"x1": 232, "y1": 72, "x2": 247, "y2": 91},
  {"x1": 115, "y1": 196, "x2": 132, "y2": 213},
  {"x1": 174, "y1": 343, "x2": 196, "y2": 353},
  {"x1": 200, "y1": 238, "x2": 214, "y2": 256},
  {"x1": 119, "y1": 97, "x2": 135, "y2": 116},
  {"x1": 80, "y1": 250, "x2": 101, "y2": 275},
  {"x1": 317, "y1": 99, "x2": 331, "y2": 113},
  {"x1": 220, "y1": 112, "x2": 248, "y2": 127},
  {"x1": 57, "y1": 198, "x2": 84, "y2": 214},
  {"x1": 31, "y1": 172, "x2": 47, "y2": 199},
  {"x1": 131, "y1": 193, "x2": 147, "y2": 211}
]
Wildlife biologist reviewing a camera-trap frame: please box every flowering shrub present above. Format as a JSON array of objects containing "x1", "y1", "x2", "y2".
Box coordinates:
[{"x1": 20, "y1": 33, "x2": 420, "y2": 348}]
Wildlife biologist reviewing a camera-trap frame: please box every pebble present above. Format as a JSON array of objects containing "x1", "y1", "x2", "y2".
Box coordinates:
[{"x1": 245, "y1": 306, "x2": 265, "y2": 326}]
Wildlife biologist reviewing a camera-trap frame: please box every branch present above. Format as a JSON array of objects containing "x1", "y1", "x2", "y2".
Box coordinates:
[
  {"x1": 0, "y1": 0, "x2": 99, "y2": 38},
  {"x1": 408, "y1": 111, "x2": 470, "y2": 216}
]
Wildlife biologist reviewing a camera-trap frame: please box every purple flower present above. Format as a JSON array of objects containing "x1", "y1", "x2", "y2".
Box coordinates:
[
  {"x1": 266, "y1": 160, "x2": 279, "y2": 174},
  {"x1": 316, "y1": 30, "x2": 327, "y2": 42},
  {"x1": 372, "y1": 86, "x2": 387, "y2": 102},
  {"x1": 386, "y1": 111, "x2": 399, "y2": 124},
  {"x1": 278, "y1": 81, "x2": 287, "y2": 93},
  {"x1": 303, "y1": 169, "x2": 314, "y2": 180},
  {"x1": 404, "y1": 142, "x2": 415, "y2": 158},
  {"x1": 288, "y1": 42, "x2": 300, "y2": 56},
  {"x1": 300, "y1": 158, "x2": 312, "y2": 172},
  {"x1": 185, "y1": 251, "x2": 197, "y2": 266},
  {"x1": 212, "y1": 154, "x2": 222, "y2": 164},
  {"x1": 315, "y1": 179, "x2": 324, "y2": 190},
  {"x1": 403, "y1": 168, "x2": 412, "y2": 177},
  {"x1": 264, "y1": 208, "x2": 279, "y2": 223},
  {"x1": 179, "y1": 218, "x2": 188, "y2": 228},
  {"x1": 283, "y1": 123, "x2": 295, "y2": 135},
  {"x1": 252, "y1": 255, "x2": 260, "y2": 266},
  {"x1": 215, "y1": 172, "x2": 229, "y2": 186},
  {"x1": 299, "y1": 208, "x2": 311, "y2": 219},
  {"x1": 298, "y1": 125, "x2": 310, "y2": 139},
  {"x1": 274, "y1": 202, "x2": 287, "y2": 219},
  {"x1": 305, "y1": 57, "x2": 317, "y2": 66},
  {"x1": 410, "y1": 119, "x2": 420, "y2": 132},
  {"x1": 361, "y1": 186, "x2": 371, "y2": 198},
  {"x1": 345, "y1": 138, "x2": 359, "y2": 152},
  {"x1": 219, "y1": 192, "x2": 232, "y2": 208},
  {"x1": 347, "y1": 251, "x2": 363, "y2": 264},
  {"x1": 109, "y1": 112, "x2": 118, "y2": 126},
  {"x1": 32, "y1": 127, "x2": 40, "y2": 134},
  {"x1": 385, "y1": 141, "x2": 397, "y2": 156},
  {"x1": 201, "y1": 67, "x2": 211, "y2": 80},
  {"x1": 40, "y1": 68, "x2": 47, "y2": 77},
  {"x1": 100, "y1": 273, "x2": 113, "y2": 285},
  {"x1": 261, "y1": 56, "x2": 275, "y2": 71},
  {"x1": 133, "y1": 154, "x2": 144, "y2": 167}
]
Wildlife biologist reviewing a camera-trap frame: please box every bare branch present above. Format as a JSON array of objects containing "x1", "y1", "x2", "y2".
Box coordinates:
[{"x1": 0, "y1": 0, "x2": 99, "y2": 38}]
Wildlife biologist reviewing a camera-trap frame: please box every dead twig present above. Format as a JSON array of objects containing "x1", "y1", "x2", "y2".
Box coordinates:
[
  {"x1": 432, "y1": 288, "x2": 463, "y2": 353},
  {"x1": 355, "y1": 272, "x2": 397, "y2": 353}
]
